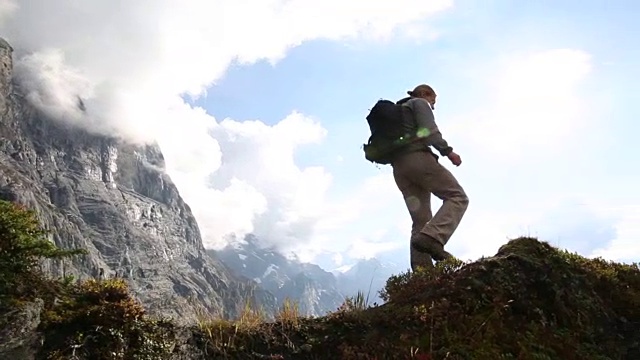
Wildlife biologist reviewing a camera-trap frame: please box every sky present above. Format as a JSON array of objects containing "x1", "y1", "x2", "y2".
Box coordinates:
[{"x1": 0, "y1": 0, "x2": 638, "y2": 272}]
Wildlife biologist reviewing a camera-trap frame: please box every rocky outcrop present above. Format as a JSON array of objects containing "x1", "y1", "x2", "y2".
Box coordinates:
[
  {"x1": 0, "y1": 37, "x2": 276, "y2": 325},
  {"x1": 0, "y1": 300, "x2": 43, "y2": 360},
  {"x1": 0, "y1": 38, "x2": 12, "y2": 117}
]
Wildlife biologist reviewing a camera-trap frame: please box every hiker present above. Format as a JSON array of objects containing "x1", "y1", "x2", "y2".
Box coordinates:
[
  {"x1": 391, "y1": 84, "x2": 469, "y2": 271},
  {"x1": 362, "y1": 84, "x2": 469, "y2": 270}
]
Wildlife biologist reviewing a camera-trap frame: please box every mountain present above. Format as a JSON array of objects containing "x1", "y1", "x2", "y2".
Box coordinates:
[
  {"x1": 212, "y1": 234, "x2": 412, "y2": 315},
  {"x1": 0, "y1": 37, "x2": 276, "y2": 324},
  {"x1": 211, "y1": 234, "x2": 347, "y2": 317},
  {"x1": 334, "y1": 257, "x2": 405, "y2": 305}
]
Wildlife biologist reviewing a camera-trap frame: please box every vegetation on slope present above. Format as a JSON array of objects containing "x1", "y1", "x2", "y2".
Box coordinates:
[
  {"x1": 0, "y1": 200, "x2": 176, "y2": 359},
  {"x1": 196, "y1": 241, "x2": 640, "y2": 360},
  {"x1": 1, "y1": 199, "x2": 639, "y2": 359}
]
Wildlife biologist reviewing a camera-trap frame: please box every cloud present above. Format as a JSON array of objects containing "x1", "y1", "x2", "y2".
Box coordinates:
[
  {"x1": 346, "y1": 237, "x2": 403, "y2": 260},
  {"x1": 527, "y1": 198, "x2": 618, "y2": 255},
  {"x1": 440, "y1": 195, "x2": 623, "y2": 266},
  {"x1": 590, "y1": 205, "x2": 640, "y2": 262},
  {"x1": 0, "y1": 0, "x2": 17, "y2": 24},
  {"x1": 0, "y1": 1, "x2": 453, "y2": 250},
  {"x1": 314, "y1": 173, "x2": 400, "y2": 232},
  {"x1": 13, "y1": 49, "x2": 93, "y2": 126},
  {"x1": 445, "y1": 209, "x2": 534, "y2": 261},
  {"x1": 450, "y1": 48, "x2": 593, "y2": 160},
  {"x1": 286, "y1": 172, "x2": 409, "y2": 262},
  {"x1": 206, "y1": 112, "x2": 332, "y2": 249},
  {"x1": 1, "y1": 0, "x2": 453, "y2": 143}
]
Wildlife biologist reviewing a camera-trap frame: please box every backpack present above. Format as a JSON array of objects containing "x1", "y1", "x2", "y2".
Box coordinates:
[{"x1": 362, "y1": 99, "x2": 409, "y2": 165}]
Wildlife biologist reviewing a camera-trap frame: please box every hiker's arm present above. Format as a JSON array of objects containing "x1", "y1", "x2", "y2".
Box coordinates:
[{"x1": 411, "y1": 99, "x2": 453, "y2": 156}]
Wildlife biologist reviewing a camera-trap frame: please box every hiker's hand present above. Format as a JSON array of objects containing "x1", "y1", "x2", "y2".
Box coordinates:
[{"x1": 447, "y1": 151, "x2": 462, "y2": 166}]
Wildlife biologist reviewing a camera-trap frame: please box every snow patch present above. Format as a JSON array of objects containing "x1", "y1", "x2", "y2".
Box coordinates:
[
  {"x1": 262, "y1": 264, "x2": 279, "y2": 278},
  {"x1": 332, "y1": 264, "x2": 354, "y2": 274}
]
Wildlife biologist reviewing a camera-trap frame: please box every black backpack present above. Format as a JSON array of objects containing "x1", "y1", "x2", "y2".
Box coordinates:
[{"x1": 362, "y1": 99, "x2": 409, "y2": 165}]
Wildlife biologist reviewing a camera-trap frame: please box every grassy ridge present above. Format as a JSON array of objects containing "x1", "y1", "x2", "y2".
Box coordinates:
[{"x1": 1, "y1": 199, "x2": 639, "y2": 359}]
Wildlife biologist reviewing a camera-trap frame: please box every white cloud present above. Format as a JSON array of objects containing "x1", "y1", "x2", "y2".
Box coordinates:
[
  {"x1": 1, "y1": 0, "x2": 453, "y2": 143},
  {"x1": 14, "y1": 49, "x2": 93, "y2": 125},
  {"x1": 314, "y1": 173, "x2": 399, "y2": 232},
  {"x1": 0, "y1": 1, "x2": 453, "y2": 251},
  {"x1": 206, "y1": 112, "x2": 332, "y2": 249},
  {"x1": 527, "y1": 198, "x2": 619, "y2": 255},
  {"x1": 276, "y1": 171, "x2": 406, "y2": 262},
  {"x1": 590, "y1": 205, "x2": 640, "y2": 262},
  {"x1": 0, "y1": 0, "x2": 17, "y2": 24},
  {"x1": 440, "y1": 196, "x2": 629, "y2": 264},
  {"x1": 450, "y1": 48, "x2": 593, "y2": 159},
  {"x1": 444, "y1": 209, "x2": 535, "y2": 260},
  {"x1": 346, "y1": 237, "x2": 403, "y2": 260}
]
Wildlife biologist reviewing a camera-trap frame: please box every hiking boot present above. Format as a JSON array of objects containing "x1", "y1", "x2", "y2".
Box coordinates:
[
  {"x1": 411, "y1": 233, "x2": 453, "y2": 261},
  {"x1": 411, "y1": 253, "x2": 434, "y2": 272}
]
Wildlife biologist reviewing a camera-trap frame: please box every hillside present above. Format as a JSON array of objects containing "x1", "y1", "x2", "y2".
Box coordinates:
[{"x1": 1, "y1": 199, "x2": 638, "y2": 360}]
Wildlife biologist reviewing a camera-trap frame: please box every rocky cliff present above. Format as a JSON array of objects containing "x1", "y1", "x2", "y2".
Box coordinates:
[{"x1": 0, "y1": 37, "x2": 276, "y2": 324}]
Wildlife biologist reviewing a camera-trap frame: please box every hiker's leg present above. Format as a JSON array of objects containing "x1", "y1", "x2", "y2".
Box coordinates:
[
  {"x1": 392, "y1": 162, "x2": 434, "y2": 271},
  {"x1": 408, "y1": 191, "x2": 434, "y2": 270},
  {"x1": 419, "y1": 159, "x2": 469, "y2": 246}
]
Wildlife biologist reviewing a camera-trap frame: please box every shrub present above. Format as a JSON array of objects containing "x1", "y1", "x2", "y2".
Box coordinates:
[
  {"x1": 379, "y1": 256, "x2": 466, "y2": 304},
  {"x1": 0, "y1": 200, "x2": 85, "y2": 307},
  {"x1": 41, "y1": 278, "x2": 175, "y2": 360},
  {"x1": 0, "y1": 200, "x2": 175, "y2": 359}
]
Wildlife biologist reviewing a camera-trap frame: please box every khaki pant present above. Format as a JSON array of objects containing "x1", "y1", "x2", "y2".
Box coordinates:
[{"x1": 392, "y1": 150, "x2": 469, "y2": 270}]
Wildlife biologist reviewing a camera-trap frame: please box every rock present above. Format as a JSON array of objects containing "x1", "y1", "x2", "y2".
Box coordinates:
[{"x1": 0, "y1": 299, "x2": 44, "y2": 360}]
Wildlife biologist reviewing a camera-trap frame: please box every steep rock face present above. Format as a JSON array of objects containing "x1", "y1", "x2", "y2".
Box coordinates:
[
  {"x1": 212, "y1": 235, "x2": 346, "y2": 317},
  {"x1": 0, "y1": 38, "x2": 276, "y2": 324},
  {"x1": 0, "y1": 38, "x2": 12, "y2": 117}
]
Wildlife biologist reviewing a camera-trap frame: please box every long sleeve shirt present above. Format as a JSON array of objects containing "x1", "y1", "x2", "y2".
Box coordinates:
[{"x1": 398, "y1": 97, "x2": 453, "y2": 157}]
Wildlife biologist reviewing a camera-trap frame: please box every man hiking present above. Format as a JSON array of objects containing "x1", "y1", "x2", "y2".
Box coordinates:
[{"x1": 390, "y1": 84, "x2": 469, "y2": 271}]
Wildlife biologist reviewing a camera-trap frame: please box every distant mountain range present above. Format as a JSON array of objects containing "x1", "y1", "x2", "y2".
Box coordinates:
[{"x1": 209, "y1": 234, "x2": 408, "y2": 317}]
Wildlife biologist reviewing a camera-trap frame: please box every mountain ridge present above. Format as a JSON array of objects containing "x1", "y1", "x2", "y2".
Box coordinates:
[{"x1": 213, "y1": 234, "x2": 408, "y2": 314}]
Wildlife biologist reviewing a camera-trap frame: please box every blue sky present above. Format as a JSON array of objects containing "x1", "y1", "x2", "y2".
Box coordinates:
[
  {"x1": 3, "y1": 0, "x2": 638, "y2": 272},
  {"x1": 182, "y1": 0, "x2": 640, "y2": 269}
]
